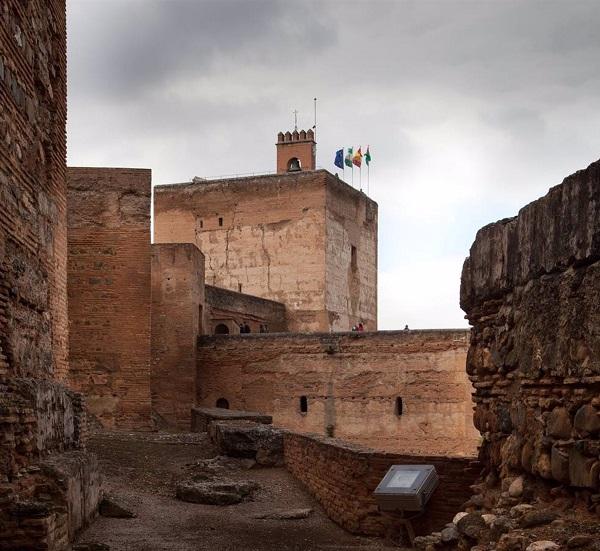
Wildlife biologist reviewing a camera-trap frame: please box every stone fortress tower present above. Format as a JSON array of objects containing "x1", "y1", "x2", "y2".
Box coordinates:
[{"x1": 153, "y1": 130, "x2": 378, "y2": 332}]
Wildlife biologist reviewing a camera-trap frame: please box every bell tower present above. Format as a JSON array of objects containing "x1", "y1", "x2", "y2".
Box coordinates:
[{"x1": 276, "y1": 129, "x2": 316, "y2": 174}]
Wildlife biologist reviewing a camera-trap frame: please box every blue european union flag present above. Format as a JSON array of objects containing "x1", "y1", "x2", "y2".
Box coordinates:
[{"x1": 334, "y1": 149, "x2": 344, "y2": 169}]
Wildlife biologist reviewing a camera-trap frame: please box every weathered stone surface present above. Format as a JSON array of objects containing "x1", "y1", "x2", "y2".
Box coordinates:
[
  {"x1": 0, "y1": 3, "x2": 102, "y2": 548},
  {"x1": 490, "y1": 515, "x2": 513, "y2": 540},
  {"x1": 68, "y1": 168, "x2": 152, "y2": 430},
  {"x1": 154, "y1": 169, "x2": 378, "y2": 332},
  {"x1": 441, "y1": 524, "x2": 459, "y2": 543},
  {"x1": 567, "y1": 535, "x2": 594, "y2": 548},
  {"x1": 99, "y1": 496, "x2": 135, "y2": 519},
  {"x1": 546, "y1": 407, "x2": 572, "y2": 439},
  {"x1": 198, "y1": 330, "x2": 479, "y2": 456},
  {"x1": 453, "y1": 511, "x2": 469, "y2": 524},
  {"x1": 568, "y1": 447, "x2": 599, "y2": 488},
  {"x1": 209, "y1": 420, "x2": 284, "y2": 466},
  {"x1": 253, "y1": 508, "x2": 313, "y2": 520},
  {"x1": 525, "y1": 542, "x2": 559, "y2": 551},
  {"x1": 510, "y1": 503, "x2": 535, "y2": 518},
  {"x1": 520, "y1": 510, "x2": 558, "y2": 528},
  {"x1": 551, "y1": 446, "x2": 570, "y2": 483},
  {"x1": 456, "y1": 512, "x2": 486, "y2": 539},
  {"x1": 508, "y1": 476, "x2": 523, "y2": 498},
  {"x1": 457, "y1": 158, "x2": 600, "y2": 550},
  {"x1": 151, "y1": 243, "x2": 205, "y2": 430},
  {"x1": 191, "y1": 407, "x2": 272, "y2": 433},
  {"x1": 175, "y1": 479, "x2": 259, "y2": 505},
  {"x1": 574, "y1": 404, "x2": 600, "y2": 434}
]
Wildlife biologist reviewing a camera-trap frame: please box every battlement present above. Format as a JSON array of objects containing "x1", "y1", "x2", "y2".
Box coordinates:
[{"x1": 277, "y1": 128, "x2": 315, "y2": 143}]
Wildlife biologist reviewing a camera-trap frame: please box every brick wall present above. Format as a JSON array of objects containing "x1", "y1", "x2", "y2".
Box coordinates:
[
  {"x1": 154, "y1": 170, "x2": 377, "y2": 332},
  {"x1": 67, "y1": 167, "x2": 152, "y2": 429},
  {"x1": 284, "y1": 432, "x2": 480, "y2": 536},
  {"x1": 151, "y1": 243, "x2": 205, "y2": 429},
  {"x1": 197, "y1": 330, "x2": 479, "y2": 456},
  {"x1": 0, "y1": 0, "x2": 69, "y2": 382},
  {"x1": 0, "y1": 3, "x2": 100, "y2": 548},
  {"x1": 205, "y1": 284, "x2": 287, "y2": 334},
  {"x1": 461, "y1": 159, "x2": 600, "y2": 507}
]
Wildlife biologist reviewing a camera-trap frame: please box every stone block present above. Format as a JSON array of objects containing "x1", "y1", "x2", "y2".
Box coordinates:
[
  {"x1": 574, "y1": 404, "x2": 600, "y2": 434},
  {"x1": 191, "y1": 407, "x2": 272, "y2": 433},
  {"x1": 551, "y1": 446, "x2": 570, "y2": 483},
  {"x1": 546, "y1": 407, "x2": 572, "y2": 439},
  {"x1": 209, "y1": 420, "x2": 284, "y2": 466},
  {"x1": 568, "y1": 447, "x2": 598, "y2": 489}
]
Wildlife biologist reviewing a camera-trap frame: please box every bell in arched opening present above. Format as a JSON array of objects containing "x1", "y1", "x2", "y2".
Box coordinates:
[{"x1": 287, "y1": 157, "x2": 301, "y2": 172}]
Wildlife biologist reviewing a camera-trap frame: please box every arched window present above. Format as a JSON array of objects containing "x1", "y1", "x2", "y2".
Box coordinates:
[
  {"x1": 216, "y1": 398, "x2": 229, "y2": 409},
  {"x1": 214, "y1": 323, "x2": 229, "y2": 335},
  {"x1": 287, "y1": 157, "x2": 301, "y2": 172},
  {"x1": 300, "y1": 396, "x2": 308, "y2": 413}
]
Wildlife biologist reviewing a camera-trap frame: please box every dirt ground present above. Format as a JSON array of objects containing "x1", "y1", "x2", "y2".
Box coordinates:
[{"x1": 76, "y1": 432, "x2": 391, "y2": 551}]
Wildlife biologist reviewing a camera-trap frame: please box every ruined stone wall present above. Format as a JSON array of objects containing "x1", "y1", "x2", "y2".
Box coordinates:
[
  {"x1": 68, "y1": 167, "x2": 152, "y2": 429},
  {"x1": 0, "y1": 3, "x2": 100, "y2": 548},
  {"x1": 154, "y1": 170, "x2": 377, "y2": 332},
  {"x1": 325, "y1": 178, "x2": 377, "y2": 331},
  {"x1": 197, "y1": 330, "x2": 479, "y2": 456},
  {"x1": 151, "y1": 243, "x2": 204, "y2": 429},
  {"x1": 284, "y1": 432, "x2": 480, "y2": 537},
  {"x1": 205, "y1": 284, "x2": 287, "y2": 334},
  {"x1": 461, "y1": 159, "x2": 600, "y2": 511}
]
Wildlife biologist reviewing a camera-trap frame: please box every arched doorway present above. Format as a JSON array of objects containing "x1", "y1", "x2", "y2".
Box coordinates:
[
  {"x1": 216, "y1": 398, "x2": 229, "y2": 409},
  {"x1": 214, "y1": 323, "x2": 229, "y2": 335}
]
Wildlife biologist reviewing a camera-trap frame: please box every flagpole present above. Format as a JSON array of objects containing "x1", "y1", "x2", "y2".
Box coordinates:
[
  {"x1": 359, "y1": 166, "x2": 362, "y2": 192},
  {"x1": 367, "y1": 163, "x2": 370, "y2": 195}
]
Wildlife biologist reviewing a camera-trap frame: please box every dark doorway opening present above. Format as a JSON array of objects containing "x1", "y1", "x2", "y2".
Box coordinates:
[
  {"x1": 214, "y1": 323, "x2": 229, "y2": 335},
  {"x1": 216, "y1": 398, "x2": 229, "y2": 409}
]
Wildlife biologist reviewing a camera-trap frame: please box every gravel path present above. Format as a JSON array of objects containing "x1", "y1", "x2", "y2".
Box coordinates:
[{"x1": 75, "y1": 432, "x2": 391, "y2": 551}]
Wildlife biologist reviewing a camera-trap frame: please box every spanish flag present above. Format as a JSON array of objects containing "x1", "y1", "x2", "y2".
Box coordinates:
[{"x1": 352, "y1": 147, "x2": 362, "y2": 168}]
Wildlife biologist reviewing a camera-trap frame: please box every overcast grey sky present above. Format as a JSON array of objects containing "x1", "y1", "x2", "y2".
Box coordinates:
[{"x1": 67, "y1": 0, "x2": 600, "y2": 329}]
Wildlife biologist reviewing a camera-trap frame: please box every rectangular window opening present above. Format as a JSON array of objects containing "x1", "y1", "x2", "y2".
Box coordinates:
[
  {"x1": 395, "y1": 397, "x2": 403, "y2": 416},
  {"x1": 351, "y1": 245, "x2": 357, "y2": 271},
  {"x1": 300, "y1": 396, "x2": 308, "y2": 413},
  {"x1": 218, "y1": 217, "x2": 223, "y2": 227}
]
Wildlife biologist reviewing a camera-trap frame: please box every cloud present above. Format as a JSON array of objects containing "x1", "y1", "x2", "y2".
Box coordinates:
[{"x1": 66, "y1": 0, "x2": 600, "y2": 329}]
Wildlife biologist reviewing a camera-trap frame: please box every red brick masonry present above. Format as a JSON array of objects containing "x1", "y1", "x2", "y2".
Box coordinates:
[{"x1": 284, "y1": 432, "x2": 480, "y2": 537}]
